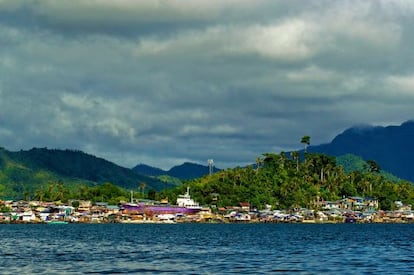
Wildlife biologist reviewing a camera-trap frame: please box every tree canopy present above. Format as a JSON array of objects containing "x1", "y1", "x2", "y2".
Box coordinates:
[{"x1": 158, "y1": 151, "x2": 414, "y2": 211}]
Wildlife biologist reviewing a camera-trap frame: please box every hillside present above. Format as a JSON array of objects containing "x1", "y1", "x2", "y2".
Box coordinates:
[
  {"x1": 133, "y1": 162, "x2": 221, "y2": 180},
  {"x1": 309, "y1": 120, "x2": 414, "y2": 182},
  {"x1": 336, "y1": 154, "x2": 401, "y2": 182},
  {"x1": 0, "y1": 147, "x2": 173, "y2": 199},
  {"x1": 0, "y1": 148, "x2": 89, "y2": 199},
  {"x1": 158, "y1": 151, "x2": 414, "y2": 211}
]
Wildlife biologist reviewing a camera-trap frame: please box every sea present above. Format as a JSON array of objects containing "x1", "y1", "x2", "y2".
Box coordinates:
[{"x1": 0, "y1": 223, "x2": 413, "y2": 274}]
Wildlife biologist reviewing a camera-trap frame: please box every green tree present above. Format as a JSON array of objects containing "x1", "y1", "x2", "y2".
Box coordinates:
[
  {"x1": 71, "y1": 200, "x2": 80, "y2": 208},
  {"x1": 23, "y1": 190, "x2": 30, "y2": 201},
  {"x1": 290, "y1": 151, "x2": 299, "y2": 172},
  {"x1": 147, "y1": 189, "x2": 156, "y2": 200},
  {"x1": 255, "y1": 156, "x2": 263, "y2": 173},
  {"x1": 301, "y1": 135, "x2": 311, "y2": 153},
  {"x1": 366, "y1": 160, "x2": 381, "y2": 173},
  {"x1": 139, "y1": 182, "x2": 147, "y2": 197}
]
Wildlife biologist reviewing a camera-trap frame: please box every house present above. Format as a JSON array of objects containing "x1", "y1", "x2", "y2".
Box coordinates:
[
  {"x1": 343, "y1": 197, "x2": 364, "y2": 210},
  {"x1": 364, "y1": 197, "x2": 379, "y2": 210},
  {"x1": 77, "y1": 200, "x2": 92, "y2": 212},
  {"x1": 20, "y1": 211, "x2": 36, "y2": 222},
  {"x1": 395, "y1": 201, "x2": 411, "y2": 211},
  {"x1": 239, "y1": 202, "x2": 250, "y2": 212},
  {"x1": 323, "y1": 200, "x2": 342, "y2": 210}
]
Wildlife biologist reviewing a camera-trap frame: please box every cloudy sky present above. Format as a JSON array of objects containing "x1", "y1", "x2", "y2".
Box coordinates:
[{"x1": 1, "y1": 0, "x2": 414, "y2": 169}]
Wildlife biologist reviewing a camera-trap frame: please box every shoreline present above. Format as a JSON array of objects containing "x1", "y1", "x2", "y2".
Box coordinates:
[{"x1": 1, "y1": 217, "x2": 413, "y2": 225}]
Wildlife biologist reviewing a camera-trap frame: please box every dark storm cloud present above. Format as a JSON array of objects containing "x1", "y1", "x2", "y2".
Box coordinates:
[{"x1": 1, "y1": 0, "x2": 414, "y2": 169}]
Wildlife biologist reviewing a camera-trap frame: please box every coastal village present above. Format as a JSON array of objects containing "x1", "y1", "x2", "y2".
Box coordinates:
[{"x1": 0, "y1": 189, "x2": 413, "y2": 224}]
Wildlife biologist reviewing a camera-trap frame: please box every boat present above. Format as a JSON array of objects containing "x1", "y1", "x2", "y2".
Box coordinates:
[
  {"x1": 156, "y1": 214, "x2": 176, "y2": 223},
  {"x1": 176, "y1": 187, "x2": 202, "y2": 210},
  {"x1": 121, "y1": 187, "x2": 202, "y2": 215},
  {"x1": 46, "y1": 220, "x2": 69, "y2": 224}
]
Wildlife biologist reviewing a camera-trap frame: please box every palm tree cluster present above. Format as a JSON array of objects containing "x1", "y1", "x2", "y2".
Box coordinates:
[{"x1": 160, "y1": 150, "x2": 414, "y2": 211}]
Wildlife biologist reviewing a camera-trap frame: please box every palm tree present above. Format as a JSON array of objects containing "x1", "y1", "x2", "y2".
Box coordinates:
[
  {"x1": 279, "y1": 151, "x2": 287, "y2": 169},
  {"x1": 255, "y1": 156, "x2": 263, "y2": 173},
  {"x1": 23, "y1": 190, "x2": 30, "y2": 201},
  {"x1": 290, "y1": 151, "x2": 299, "y2": 172},
  {"x1": 34, "y1": 189, "x2": 44, "y2": 202},
  {"x1": 366, "y1": 160, "x2": 380, "y2": 173},
  {"x1": 78, "y1": 185, "x2": 89, "y2": 200},
  {"x1": 139, "y1": 182, "x2": 147, "y2": 197},
  {"x1": 301, "y1": 136, "x2": 311, "y2": 153},
  {"x1": 56, "y1": 183, "x2": 65, "y2": 201}
]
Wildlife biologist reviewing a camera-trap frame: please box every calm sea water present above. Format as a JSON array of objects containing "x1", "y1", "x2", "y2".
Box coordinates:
[{"x1": 0, "y1": 223, "x2": 413, "y2": 274}]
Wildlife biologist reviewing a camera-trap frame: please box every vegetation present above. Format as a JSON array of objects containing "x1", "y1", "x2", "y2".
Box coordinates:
[
  {"x1": 301, "y1": 135, "x2": 311, "y2": 153},
  {"x1": 156, "y1": 175, "x2": 182, "y2": 186},
  {"x1": 0, "y1": 147, "x2": 175, "y2": 199},
  {"x1": 31, "y1": 181, "x2": 132, "y2": 205},
  {"x1": 336, "y1": 154, "x2": 402, "y2": 182},
  {"x1": 1, "y1": 143, "x2": 414, "y2": 211},
  {"x1": 158, "y1": 150, "x2": 414, "y2": 211},
  {"x1": 8, "y1": 148, "x2": 171, "y2": 190},
  {"x1": 308, "y1": 120, "x2": 414, "y2": 182}
]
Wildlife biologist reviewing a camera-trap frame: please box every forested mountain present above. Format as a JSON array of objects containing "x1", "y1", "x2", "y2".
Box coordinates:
[
  {"x1": 336, "y1": 154, "x2": 401, "y2": 182},
  {"x1": 0, "y1": 147, "x2": 173, "y2": 199},
  {"x1": 308, "y1": 120, "x2": 414, "y2": 182},
  {"x1": 132, "y1": 164, "x2": 166, "y2": 177},
  {"x1": 133, "y1": 162, "x2": 221, "y2": 180},
  {"x1": 0, "y1": 147, "x2": 90, "y2": 199}
]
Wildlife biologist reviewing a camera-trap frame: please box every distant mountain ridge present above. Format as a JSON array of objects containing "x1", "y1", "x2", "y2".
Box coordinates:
[
  {"x1": 133, "y1": 162, "x2": 221, "y2": 180},
  {"x1": 0, "y1": 147, "x2": 174, "y2": 198},
  {"x1": 309, "y1": 120, "x2": 414, "y2": 182},
  {"x1": 132, "y1": 164, "x2": 166, "y2": 177}
]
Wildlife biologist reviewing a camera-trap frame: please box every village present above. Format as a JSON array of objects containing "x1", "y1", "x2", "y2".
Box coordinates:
[{"x1": 0, "y1": 195, "x2": 413, "y2": 224}]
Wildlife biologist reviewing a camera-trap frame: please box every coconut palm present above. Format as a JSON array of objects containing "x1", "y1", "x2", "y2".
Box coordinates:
[
  {"x1": 139, "y1": 182, "x2": 147, "y2": 197},
  {"x1": 301, "y1": 135, "x2": 311, "y2": 153},
  {"x1": 290, "y1": 151, "x2": 300, "y2": 172},
  {"x1": 255, "y1": 156, "x2": 263, "y2": 173}
]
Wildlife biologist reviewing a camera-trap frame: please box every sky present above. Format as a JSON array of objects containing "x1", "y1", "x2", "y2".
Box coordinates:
[{"x1": 1, "y1": 0, "x2": 414, "y2": 170}]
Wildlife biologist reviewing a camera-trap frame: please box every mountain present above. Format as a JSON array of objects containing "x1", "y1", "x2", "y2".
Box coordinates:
[
  {"x1": 132, "y1": 164, "x2": 166, "y2": 177},
  {"x1": 309, "y1": 120, "x2": 414, "y2": 181},
  {"x1": 336, "y1": 154, "x2": 401, "y2": 182},
  {"x1": 0, "y1": 147, "x2": 173, "y2": 198},
  {"x1": 168, "y1": 162, "x2": 220, "y2": 180},
  {"x1": 133, "y1": 162, "x2": 221, "y2": 180}
]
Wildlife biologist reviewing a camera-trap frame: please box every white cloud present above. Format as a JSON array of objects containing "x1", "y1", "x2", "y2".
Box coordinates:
[
  {"x1": 272, "y1": 1, "x2": 404, "y2": 66},
  {"x1": 323, "y1": 19, "x2": 401, "y2": 52},
  {"x1": 286, "y1": 66, "x2": 338, "y2": 83},
  {"x1": 93, "y1": 118, "x2": 137, "y2": 141},
  {"x1": 341, "y1": 77, "x2": 367, "y2": 91},
  {"x1": 386, "y1": 74, "x2": 414, "y2": 94},
  {"x1": 60, "y1": 93, "x2": 97, "y2": 111},
  {"x1": 135, "y1": 19, "x2": 319, "y2": 62},
  {"x1": 231, "y1": 20, "x2": 318, "y2": 61}
]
